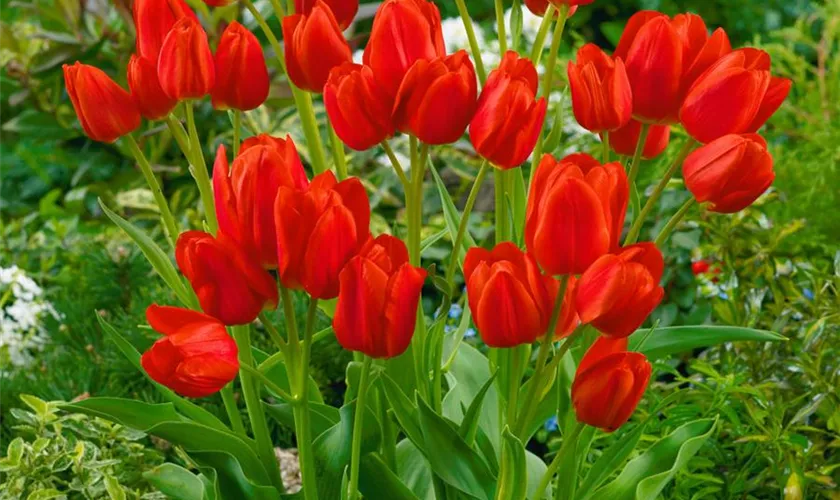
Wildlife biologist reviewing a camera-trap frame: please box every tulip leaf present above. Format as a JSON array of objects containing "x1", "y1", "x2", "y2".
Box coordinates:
[
  {"x1": 396, "y1": 440, "x2": 435, "y2": 500},
  {"x1": 510, "y1": 168, "x2": 528, "y2": 246},
  {"x1": 516, "y1": 349, "x2": 565, "y2": 443},
  {"x1": 252, "y1": 347, "x2": 324, "y2": 404},
  {"x1": 525, "y1": 449, "x2": 551, "y2": 499},
  {"x1": 378, "y1": 374, "x2": 425, "y2": 447},
  {"x1": 143, "y1": 463, "x2": 213, "y2": 500},
  {"x1": 578, "y1": 420, "x2": 650, "y2": 495},
  {"x1": 358, "y1": 453, "x2": 420, "y2": 500},
  {"x1": 263, "y1": 402, "x2": 339, "y2": 438},
  {"x1": 458, "y1": 370, "x2": 497, "y2": 446},
  {"x1": 591, "y1": 418, "x2": 718, "y2": 500},
  {"x1": 429, "y1": 163, "x2": 476, "y2": 274},
  {"x1": 189, "y1": 449, "x2": 280, "y2": 500},
  {"x1": 628, "y1": 326, "x2": 786, "y2": 360},
  {"x1": 496, "y1": 428, "x2": 528, "y2": 500}
]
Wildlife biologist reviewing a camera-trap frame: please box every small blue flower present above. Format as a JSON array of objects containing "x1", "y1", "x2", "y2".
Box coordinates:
[
  {"x1": 544, "y1": 416, "x2": 559, "y2": 432},
  {"x1": 803, "y1": 288, "x2": 814, "y2": 300},
  {"x1": 718, "y1": 292, "x2": 729, "y2": 300},
  {"x1": 444, "y1": 325, "x2": 455, "y2": 334},
  {"x1": 464, "y1": 328, "x2": 477, "y2": 339},
  {"x1": 448, "y1": 303, "x2": 463, "y2": 319}
]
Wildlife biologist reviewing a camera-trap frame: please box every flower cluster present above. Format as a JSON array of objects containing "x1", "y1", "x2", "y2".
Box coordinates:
[{"x1": 0, "y1": 266, "x2": 59, "y2": 369}]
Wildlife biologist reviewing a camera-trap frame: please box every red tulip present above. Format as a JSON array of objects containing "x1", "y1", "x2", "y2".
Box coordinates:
[
  {"x1": 213, "y1": 141, "x2": 308, "y2": 269},
  {"x1": 464, "y1": 243, "x2": 577, "y2": 347},
  {"x1": 132, "y1": 0, "x2": 197, "y2": 61},
  {"x1": 176, "y1": 231, "x2": 278, "y2": 325},
  {"x1": 670, "y1": 14, "x2": 731, "y2": 120},
  {"x1": 470, "y1": 51, "x2": 547, "y2": 169},
  {"x1": 681, "y1": 49, "x2": 791, "y2": 143},
  {"x1": 523, "y1": 0, "x2": 578, "y2": 17},
  {"x1": 157, "y1": 18, "x2": 215, "y2": 100},
  {"x1": 324, "y1": 63, "x2": 395, "y2": 151},
  {"x1": 141, "y1": 305, "x2": 238, "y2": 398},
  {"x1": 526, "y1": 154, "x2": 628, "y2": 274},
  {"x1": 127, "y1": 55, "x2": 178, "y2": 120},
  {"x1": 296, "y1": 0, "x2": 359, "y2": 30},
  {"x1": 63, "y1": 62, "x2": 141, "y2": 143},
  {"x1": 393, "y1": 51, "x2": 477, "y2": 145},
  {"x1": 363, "y1": 0, "x2": 445, "y2": 97},
  {"x1": 212, "y1": 22, "x2": 270, "y2": 111},
  {"x1": 572, "y1": 337, "x2": 651, "y2": 432},
  {"x1": 283, "y1": 1, "x2": 352, "y2": 93},
  {"x1": 274, "y1": 172, "x2": 371, "y2": 299},
  {"x1": 567, "y1": 44, "x2": 632, "y2": 133},
  {"x1": 606, "y1": 120, "x2": 670, "y2": 159},
  {"x1": 576, "y1": 243, "x2": 664, "y2": 338},
  {"x1": 333, "y1": 235, "x2": 427, "y2": 358},
  {"x1": 683, "y1": 133, "x2": 774, "y2": 213}
]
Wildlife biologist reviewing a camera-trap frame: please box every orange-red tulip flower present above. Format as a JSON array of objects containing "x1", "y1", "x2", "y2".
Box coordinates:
[
  {"x1": 333, "y1": 235, "x2": 427, "y2": 358},
  {"x1": 526, "y1": 154, "x2": 628, "y2": 274},
  {"x1": 141, "y1": 305, "x2": 238, "y2": 398},
  {"x1": 176, "y1": 231, "x2": 278, "y2": 325},
  {"x1": 363, "y1": 0, "x2": 445, "y2": 98},
  {"x1": 523, "y1": 0, "x2": 579, "y2": 16},
  {"x1": 296, "y1": 0, "x2": 359, "y2": 30},
  {"x1": 324, "y1": 63, "x2": 395, "y2": 151},
  {"x1": 576, "y1": 243, "x2": 664, "y2": 338},
  {"x1": 283, "y1": 1, "x2": 352, "y2": 93},
  {"x1": 606, "y1": 120, "x2": 671, "y2": 159},
  {"x1": 393, "y1": 51, "x2": 477, "y2": 145},
  {"x1": 681, "y1": 49, "x2": 792, "y2": 144},
  {"x1": 212, "y1": 22, "x2": 269, "y2": 111},
  {"x1": 127, "y1": 55, "x2": 178, "y2": 121},
  {"x1": 133, "y1": 0, "x2": 197, "y2": 61},
  {"x1": 572, "y1": 337, "x2": 651, "y2": 432},
  {"x1": 568, "y1": 44, "x2": 632, "y2": 133},
  {"x1": 470, "y1": 51, "x2": 547, "y2": 169},
  {"x1": 213, "y1": 141, "x2": 308, "y2": 269},
  {"x1": 63, "y1": 62, "x2": 141, "y2": 143},
  {"x1": 274, "y1": 172, "x2": 371, "y2": 299},
  {"x1": 683, "y1": 133, "x2": 774, "y2": 213},
  {"x1": 158, "y1": 18, "x2": 215, "y2": 100}
]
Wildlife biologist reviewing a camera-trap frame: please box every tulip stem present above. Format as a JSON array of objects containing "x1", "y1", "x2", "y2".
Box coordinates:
[
  {"x1": 625, "y1": 123, "x2": 651, "y2": 223},
  {"x1": 530, "y1": 6, "x2": 556, "y2": 65},
  {"x1": 494, "y1": 170, "x2": 509, "y2": 243},
  {"x1": 220, "y1": 383, "x2": 246, "y2": 436},
  {"x1": 259, "y1": 312, "x2": 287, "y2": 350},
  {"x1": 602, "y1": 131, "x2": 610, "y2": 164},
  {"x1": 165, "y1": 115, "x2": 191, "y2": 155},
  {"x1": 328, "y1": 121, "x2": 348, "y2": 180},
  {"x1": 454, "y1": 0, "x2": 487, "y2": 84},
  {"x1": 233, "y1": 110, "x2": 242, "y2": 158},
  {"x1": 269, "y1": 0, "x2": 286, "y2": 18},
  {"x1": 240, "y1": 363, "x2": 294, "y2": 402},
  {"x1": 494, "y1": 0, "x2": 508, "y2": 53},
  {"x1": 294, "y1": 90, "x2": 330, "y2": 175},
  {"x1": 655, "y1": 198, "x2": 696, "y2": 247},
  {"x1": 381, "y1": 141, "x2": 410, "y2": 190},
  {"x1": 293, "y1": 298, "x2": 320, "y2": 500},
  {"x1": 445, "y1": 160, "x2": 490, "y2": 290},
  {"x1": 536, "y1": 421, "x2": 584, "y2": 500},
  {"x1": 123, "y1": 135, "x2": 179, "y2": 248},
  {"x1": 625, "y1": 139, "x2": 698, "y2": 245},
  {"x1": 185, "y1": 102, "x2": 218, "y2": 234},
  {"x1": 348, "y1": 355, "x2": 373, "y2": 500}
]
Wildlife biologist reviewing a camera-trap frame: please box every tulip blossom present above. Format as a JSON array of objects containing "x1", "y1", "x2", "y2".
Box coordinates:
[
  {"x1": 567, "y1": 44, "x2": 632, "y2": 133},
  {"x1": 606, "y1": 120, "x2": 671, "y2": 159},
  {"x1": 393, "y1": 51, "x2": 477, "y2": 145},
  {"x1": 470, "y1": 51, "x2": 547, "y2": 169},
  {"x1": 363, "y1": 0, "x2": 445, "y2": 97},
  {"x1": 133, "y1": 0, "x2": 197, "y2": 61},
  {"x1": 681, "y1": 49, "x2": 792, "y2": 144},
  {"x1": 158, "y1": 18, "x2": 215, "y2": 100},
  {"x1": 283, "y1": 1, "x2": 352, "y2": 93},
  {"x1": 213, "y1": 141, "x2": 308, "y2": 268},
  {"x1": 324, "y1": 63, "x2": 395, "y2": 151},
  {"x1": 176, "y1": 231, "x2": 278, "y2": 325},
  {"x1": 141, "y1": 305, "x2": 238, "y2": 398},
  {"x1": 212, "y1": 22, "x2": 270, "y2": 111},
  {"x1": 296, "y1": 0, "x2": 359, "y2": 30},
  {"x1": 127, "y1": 55, "x2": 178, "y2": 121},
  {"x1": 576, "y1": 243, "x2": 664, "y2": 338},
  {"x1": 464, "y1": 243, "x2": 577, "y2": 348},
  {"x1": 63, "y1": 62, "x2": 141, "y2": 143},
  {"x1": 523, "y1": 0, "x2": 579, "y2": 17},
  {"x1": 526, "y1": 154, "x2": 628, "y2": 275},
  {"x1": 572, "y1": 337, "x2": 651, "y2": 431},
  {"x1": 274, "y1": 172, "x2": 371, "y2": 299},
  {"x1": 683, "y1": 133, "x2": 774, "y2": 213},
  {"x1": 333, "y1": 235, "x2": 427, "y2": 358}
]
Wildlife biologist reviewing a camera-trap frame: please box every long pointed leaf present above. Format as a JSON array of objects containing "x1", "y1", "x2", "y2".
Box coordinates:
[
  {"x1": 429, "y1": 163, "x2": 476, "y2": 270},
  {"x1": 629, "y1": 326, "x2": 785, "y2": 360}
]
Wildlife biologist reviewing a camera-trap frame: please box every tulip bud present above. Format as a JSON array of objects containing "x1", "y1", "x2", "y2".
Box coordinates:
[
  {"x1": 333, "y1": 235, "x2": 427, "y2": 358},
  {"x1": 606, "y1": 120, "x2": 671, "y2": 159},
  {"x1": 212, "y1": 22, "x2": 270, "y2": 111},
  {"x1": 363, "y1": 0, "x2": 445, "y2": 97},
  {"x1": 133, "y1": 0, "x2": 197, "y2": 61},
  {"x1": 283, "y1": 1, "x2": 352, "y2": 93},
  {"x1": 572, "y1": 337, "x2": 651, "y2": 432},
  {"x1": 567, "y1": 44, "x2": 632, "y2": 133},
  {"x1": 671, "y1": 14, "x2": 731, "y2": 119},
  {"x1": 683, "y1": 133, "x2": 774, "y2": 213},
  {"x1": 141, "y1": 305, "x2": 239, "y2": 398},
  {"x1": 176, "y1": 231, "x2": 279, "y2": 325},
  {"x1": 296, "y1": 0, "x2": 359, "y2": 30},
  {"x1": 464, "y1": 243, "x2": 576, "y2": 347},
  {"x1": 127, "y1": 55, "x2": 178, "y2": 120},
  {"x1": 526, "y1": 154, "x2": 628, "y2": 274},
  {"x1": 470, "y1": 51, "x2": 547, "y2": 169},
  {"x1": 213, "y1": 141, "x2": 308, "y2": 269},
  {"x1": 576, "y1": 243, "x2": 664, "y2": 338},
  {"x1": 393, "y1": 51, "x2": 477, "y2": 145},
  {"x1": 158, "y1": 18, "x2": 215, "y2": 100},
  {"x1": 275, "y1": 172, "x2": 371, "y2": 299},
  {"x1": 324, "y1": 63, "x2": 395, "y2": 151},
  {"x1": 63, "y1": 62, "x2": 141, "y2": 143}
]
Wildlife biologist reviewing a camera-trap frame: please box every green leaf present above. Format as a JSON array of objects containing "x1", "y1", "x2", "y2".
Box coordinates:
[
  {"x1": 190, "y1": 450, "x2": 280, "y2": 500},
  {"x1": 578, "y1": 420, "x2": 649, "y2": 494},
  {"x1": 429, "y1": 163, "x2": 476, "y2": 272},
  {"x1": 378, "y1": 374, "x2": 424, "y2": 447},
  {"x1": 510, "y1": 168, "x2": 527, "y2": 245},
  {"x1": 629, "y1": 326, "x2": 785, "y2": 360},
  {"x1": 264, "y1": 401, "x2": 339, "y2": 438},
  {"x1": 396, "y1": 440, "x2": 435, "y2": 500},
  {"x1": 592, "y1": 418, "x2": 718, "y2": 500},
  {"x1": 458, "y1": 371, "x2": 497, "y2": 446},
  {"x1": 104, "y1": 475, "x2": 127, "y2": 500},
  {"x1": 525, "y1": 450, "x2": 551, "y2": 500},
  {"x1": 144, "y1": 463, "x2": 211, "y2": 500},
  {"x1": 252, "y1": 346, "x2": 324, "y2": 405},
  {"x1": 26, "y1": 489, "x2": 65, "y2": 500},
  {"x1": 496, "y1": 428, "x2": 528, "y2": 500},
  {"x1": 358, "y1": 453, "x2": 420, "y2": 500}
]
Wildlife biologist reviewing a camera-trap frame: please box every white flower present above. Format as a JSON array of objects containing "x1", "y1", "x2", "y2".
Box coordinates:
[
  {"x1": 352, "y1": 49, "x2": 365, "y2": 65},
  {"x1": 0, "y1": 266, "x2": 57, "y2": 370},
  {"x1": 442, "y1": 17, "x2": 485, "y2": 54}
]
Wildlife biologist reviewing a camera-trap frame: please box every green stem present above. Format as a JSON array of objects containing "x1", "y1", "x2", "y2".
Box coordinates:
[
  {"x1": 268, "y1": 0, "x2": 286, "y2": 18},
  {"x1": 494, "y1": 0, "x2": 507, "y2": 53},
  {"x1": 377, "y1": 383, "x2": 398, "y2": 472},
  {"x1": 231, "y1": 324, "x2": 285, "y2": 492},
  {"x1": 259, "y1": 312, "x2": 287, "y2": 351},
  {"x1": 381, "y1": 140, "x2": 410, "y2": 190},
  {"x1": 529, "y1": 6, "x2": 556, "y2": 64},
  {"x1": 280, "y1": 287, "x2": 300, "y2": 346},
  {"x1": 602, "y1": 131, "x2": 610, "y2": 164},
  {"x1": 311, "y1": 326, "x2": 333, "y2": 345},
  {"x1": 655, "y1": 198, "x2": 696, "y2": 247},
  {"x1": 220, "y1": 383, "x2": 246, "y2": 436},
  {"x1": 294, "y1": 90, "x2": 329, "y2": 175},
  {"x1": 328, "y1": 121, "x2": 348, "y2": 180},
  {"x1": 624, "y1": 139, "x2": 697, "y2": 245},
  {"x1": 444, "y1": 160, "x2": 490, "y2": 288},
  {"x1": 506, "y1": 347, "x2": 524, "y2": 426},
  {"x1": 240, "y1": 363, "x2": 294, "y2": 402},
  {"x1": 625, "y1": 123, "x2": 651, "y2": 223},
  {"x1": 123, "y1": 135, "x2": 179, "y2": 247},
  {"x1": 185, "y1": 102, "x2": 218, "y2": 233},
  {"x1": 242, "y1": 0, "x2": 286, "y2": 71},
  {"x1": 233, "y1": 110, "x2": 241, "y2": 158},
  {"x1": 536, "y1": 422, "x2": 584, "y2": 500},
  {"x1": 294, "y1": 298, "x2": 320, "y2": 500},
  {"x1": 453, "y1": 0, "x2": 487, "y2": 84},
  {"x1": 348, "y1": 355, "x2": 373, "y2": 500},
  {"x1": 165, "y1": 114, "x2": 190, "y2": 154}
]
